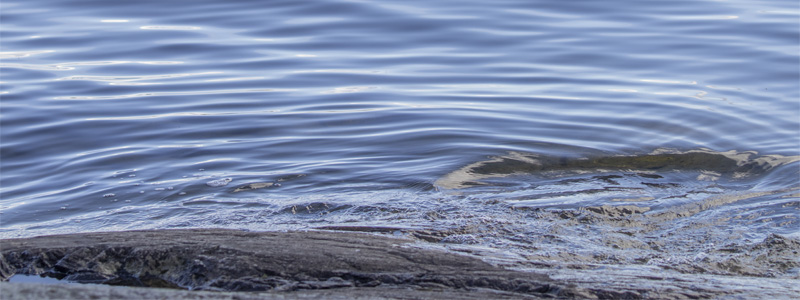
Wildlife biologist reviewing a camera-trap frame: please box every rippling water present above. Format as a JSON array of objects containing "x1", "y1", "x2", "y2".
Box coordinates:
[{"x1": 1, "y1": 0, "x2": 799, "y2": 279}]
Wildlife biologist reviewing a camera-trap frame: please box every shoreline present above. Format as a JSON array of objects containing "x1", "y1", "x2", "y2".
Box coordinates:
[{"x1": 1, "y1": 228, "x2": 798, "y2": 299}]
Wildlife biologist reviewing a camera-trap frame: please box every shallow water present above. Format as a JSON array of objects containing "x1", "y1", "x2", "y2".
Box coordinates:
[
  {"x1": 1, "y1": 0, "x2": 799, "y2": 279},
  {"x1": 8, "y1": 274, "x2": 70, "y2": 285}
]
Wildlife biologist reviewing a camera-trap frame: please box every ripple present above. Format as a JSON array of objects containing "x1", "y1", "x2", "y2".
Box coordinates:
[
  {"x1": 0, "y1": 50, "x2": 54, "y2": 59},
  {"x1": 204, "y1": 77, "x2": 264, "y2": 82},
  {"x1": 0, "y1": 60, "x2": 184, "y2": 71},
  {"x1": 56, "y1": 72, "x2": 220, "y2": 82},
  {"x1": 0, "y1": 63, "x2": 73, "y2": 70},
  {"x1": 321, "y1": 86, "x2": 377, "y2": 94},
  {"x1": 53, "y1": 88, "x2": 286, "y2": 100},
  {"x1": 140, "y1": 25, "x2": 202, "y2": 30}
]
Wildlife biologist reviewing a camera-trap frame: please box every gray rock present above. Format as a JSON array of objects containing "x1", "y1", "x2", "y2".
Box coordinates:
[
  {"x1": 0, "y1": 229, "x2": 573, "y2": 299},
  {"x1": 3, "y1": 229, "x2": 797, "y2": 299}
]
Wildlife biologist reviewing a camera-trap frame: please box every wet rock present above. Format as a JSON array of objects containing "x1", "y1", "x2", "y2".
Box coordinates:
[
  {"x1": 440, "y1": 234, "x2": 480, "y2": 244},
  {"x1": 584, "y1": 205, "x2": 651, "y2": 217},
  {"x1": 1, "y1": 229, "x2": 570, "y2": 298},
  {"x1": 708, "y1": 233, "x2": 800, "y2": 277},
  {"x1": 0, "y1": 281, "x2": 549, "y2": 300},
  {"x1": 3, "y1": 229, "x2": 799, "y2": 299},
  {"x1": 435, "y1": 149, "x2": 800, "y2": 189},
  {"x1": 232, "y1": 182, "x2": 275, "y2": 193},
  {"x1": 314, "y1": 225, "x2": 472, "y2": 243}
]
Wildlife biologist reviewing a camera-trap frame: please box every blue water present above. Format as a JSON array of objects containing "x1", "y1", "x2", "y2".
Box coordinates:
[{"x1": 1, "y1": 0, "x2": 799, "y2": 277}]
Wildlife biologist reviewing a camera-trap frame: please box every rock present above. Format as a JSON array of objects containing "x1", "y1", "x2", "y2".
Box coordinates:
[
  {"x1": 233, "y1": 182, "x2": 275, "y2": 192},
  {"x1": 0, "y1": 229, "x2": 566, "y2": 298},
  {"x1": 584, "y1": 205, "x2": 650, "y2": 217},
  {"x1": 3, "y1": 229, "x2": 797, "y2": 299},
  {"x1": 0, "y1": 282, "x2": 546, "y2": 300}
]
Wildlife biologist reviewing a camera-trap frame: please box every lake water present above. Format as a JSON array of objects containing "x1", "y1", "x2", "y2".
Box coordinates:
[{"x1": 1, "y1": 0, "x2": 799, "y2": 280}]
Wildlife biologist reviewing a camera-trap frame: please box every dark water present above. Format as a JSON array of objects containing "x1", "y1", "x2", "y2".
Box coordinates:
[{"x1": 1, "y1": 0, "x2": 799, "y2": 280}]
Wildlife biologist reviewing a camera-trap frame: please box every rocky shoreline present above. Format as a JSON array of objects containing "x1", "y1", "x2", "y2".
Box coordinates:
[{"x1": 1, "y1": 229, "x2": 798, "y2": 299}]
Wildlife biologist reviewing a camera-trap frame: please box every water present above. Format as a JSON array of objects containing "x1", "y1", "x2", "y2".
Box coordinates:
[
  {"x1": 8, "y1": 274, "x2": 66, "y2": 284},
  {"x1": 1, "y1": 0, "x2": 799, "y2": 280}
]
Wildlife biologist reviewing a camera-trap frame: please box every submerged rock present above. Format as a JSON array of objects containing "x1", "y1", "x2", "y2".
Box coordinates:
[{"x1": 435, "y1": 149, "x2": 800, "y2": 189}]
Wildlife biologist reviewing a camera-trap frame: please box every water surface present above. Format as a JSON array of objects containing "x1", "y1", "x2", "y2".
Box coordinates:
[{"x1": 1, "y1": 0, "x2": 799, "y2": 280}]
